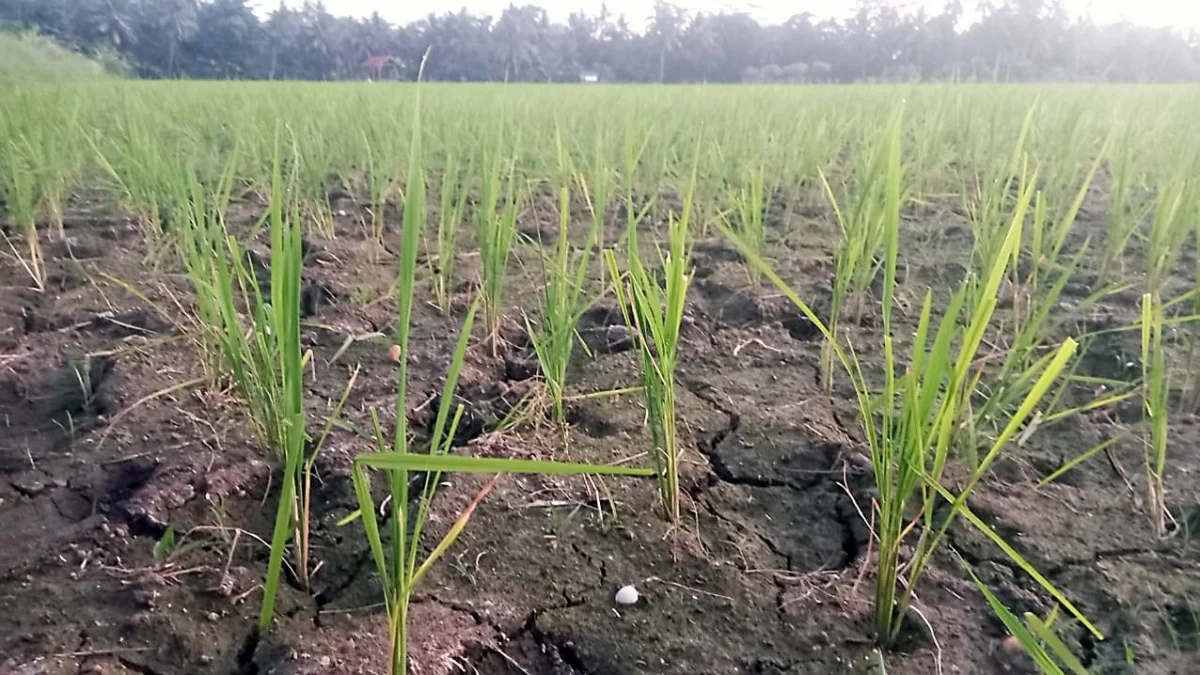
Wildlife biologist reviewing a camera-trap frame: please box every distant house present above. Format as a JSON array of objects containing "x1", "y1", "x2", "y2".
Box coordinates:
[
  {"x1": 362, "y1": 55, "x2": 400, "y2": 80},
  {"x1": 580, "y1": 70, "x2": 599, "y2": 83}
]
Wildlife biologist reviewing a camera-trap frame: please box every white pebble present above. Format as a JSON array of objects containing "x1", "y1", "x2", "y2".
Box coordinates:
[{"x1": 615, "y1": 585, "x2": 639, "y2": 605}]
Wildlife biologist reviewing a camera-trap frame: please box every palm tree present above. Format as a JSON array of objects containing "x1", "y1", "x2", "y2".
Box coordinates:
[
  {"x1": 566, "y1": 11, "x2": 599, "y2": 74},
  {"x1": 361, "y1": 11, "x2": 395, "y2": 56},
  {"x1": 683, "y1": 14, "x2": 719, "y2": 81},
  {"x1": 157, "y1": 0, "x2": 200, "y2": 76},
  {"x1": 264, "y1": 3, "x2": 301, "y2": 79},
  {"x1": 74, "y1": 0, "x2": 140, "y2": 49},
  {"x1": 494, "y1": 5, "x2": 545, "y2": 81},
  {"x1": 192, "y1": 0, "x2": 263, "y2": 78},
  {"x1": 648, "y1": 1, "x2": 686, "y2": 83}
]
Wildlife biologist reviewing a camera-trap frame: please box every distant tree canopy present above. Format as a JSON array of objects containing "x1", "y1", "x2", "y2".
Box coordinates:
[{"x1": 2, "y1": 0, "x2": 1198, "y2": 82}]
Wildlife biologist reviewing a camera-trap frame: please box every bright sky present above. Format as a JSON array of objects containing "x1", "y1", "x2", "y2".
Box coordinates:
[{"x1": 254, "y1": 0, "x2": 1200, "y2": 31}]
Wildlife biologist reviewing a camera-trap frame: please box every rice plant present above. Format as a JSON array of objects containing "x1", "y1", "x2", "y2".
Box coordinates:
[
  {"x1": 361, "y1": 129, "x2": 394, "y2": 248},
  {"x1": 963, "y1": 151, "x2": 1113, "y2": 466},
  {"x1": 576, "y1": 133, "x2": 614, "y2": 280},
  {"x1": 0, "y1": 137, "x2": 45, "y2": 291},
  {"x1": 606, "y1": 152, "x2": 697, "y2": 525},
  {"x1": 1141, "y1": 293, "x2": 1171, "y2": 537},
  {"x1": 474, "y1": 149, "x2": 520, "y2": 341},
  {"x1": 1100, "y1": 123, "x2": 1152, "y2": 281},
  {"x1": 175, "y1": 136, "x2": 348, "y2": 628},
  {"x1": 90, "y1": 96, "x2": 192, "y2": 253},
  {"x1": 527, "y1": 185, "x2": 601, "y2": 425},
  {"x1": 962, "y1": 105, "x2": 1035, "y2": 314},
  {"x1": 1139, "y1": 175, "x2": 1191, "y2": 533},
  {"x1": 819, "y1": 109, "x2": 904, "y2": 390},
  {"x1": 178, "y1": 155, "x2": 282, "y2": 452},
  {"x1": 1186, "y1": 220, "x2": 1200, "y2": 413},
  {"x1": 729, "y1": 164, "x2": 766, "y2": 285},
  {"x1": 429, "y1": 153, "x2": 470, "y2": 313},
  {"x1": 1144, "y1": 176, "x2": 1193, "y2": 297},
  {"x1": 293, "y1": 117, "x2": 337, "y2": 239},
  {"x1": 351, "y1": 299, "x2": 653, "y2": 674},
  {"x1": 718, "y1": 119, "x2": 1100, "y2": 649},
  {"x1": 18, "y1": 104, "x2": 82, "y2": 242},
  {"x1": 349, "y1": 79, "x2": 652, "y2": 673},
  {"x1": 620, "y1": 122, "x2": 655, "y2": 238}
]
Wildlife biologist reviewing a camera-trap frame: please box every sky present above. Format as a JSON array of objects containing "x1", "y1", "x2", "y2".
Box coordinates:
[{"x1": 252, "y1": 0, "x2": 1200, "y2": 32}]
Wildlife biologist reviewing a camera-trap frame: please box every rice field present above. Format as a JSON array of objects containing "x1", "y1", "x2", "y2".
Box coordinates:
[{"x1": 2, "y1": 81, "x2": 1200, "y2": 675}]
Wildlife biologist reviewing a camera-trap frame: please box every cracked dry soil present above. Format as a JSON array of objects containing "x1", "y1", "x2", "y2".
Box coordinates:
[{"x1": 2, "y1": 189, "x2": 1200, "y2": 675}]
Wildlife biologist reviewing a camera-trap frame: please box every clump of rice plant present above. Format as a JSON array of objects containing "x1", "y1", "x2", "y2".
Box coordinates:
[
  {"x1": 1141, "y1": 293, "x2": 1171, "y2": 537},
  {"x1": 1187, "y1": 218, "x2": 1200, "y2": 413},
  {"x1": 1139, "y1": 175, "x2": 1191, "y2": 502},
  {"x1": 176, "y1": 137, "x2": 350, "y2": 629},
  {"x1": 962, "y1": 152, "x2": 1117, "y2": 467},
  {"x1": 179, "y1": 151, "x2": 291, "y2": 460},
  {"x1": 428, "y1": 154, "x2": 470, "y2": 313},
  {"x1": 351, "y1": 300, "x2": 652, "y2": 675},
  {"x1": 90, "y1": 100, "x2": 192, "y2": 253},
  {"x1": 527, "y1": 185, "x2": 601, "y2": 425},
  {"x1": 1100, "y1": 124, "x2": 1152, "y2": 281},
  {"x1": 729, "y1": 164, "x2": 767, "y2": 285},
  {"x1": 474, "y1": 149, "x2": 520, "y2": 341},
  {"x1": 294, "y1": 118, "x2": 337, "y2": 239},
  {"x1": 606, "y1": 154, "x2": 697, "y2": 525},
  {"x1": 1144, "y1": 176, "x2": 1192, "y2": 297},
  {"x1": 578, "y1": 130, "x2": 615, "y2": 226},
  {"x1": 14, "y1": 106, "x2": 82, "y2": 243},
  {"x1": 0, "y1": 137, "x2": 45, "y2": 291},
  {"x1": 1143, "y1": 166, "x2": 1200, "y2": 418},
  {"x1": 348, "y1": 78, "x2": 652, "y2": 674},
  {"x1": 718, "y1": 116, "x2": 1100, "y2": 650},
  {"x1": 962, "y1": 104, "x2": 1034, "y2": 314},
  {"x1": 819, "y1": 110, "x2": 904, "y2": 390},
  {"x1": 576, "y1": 134, "x2": 615, "y2": 276},
  {"x1": 620, "y1": 123, "x2": 656, "y2": 237},
  {"x1": 0, "y1": 91, "x2": 81, "y2": 282},
  {"x1": 360, "y1": 129, "x2": 396, "y2": 249}
]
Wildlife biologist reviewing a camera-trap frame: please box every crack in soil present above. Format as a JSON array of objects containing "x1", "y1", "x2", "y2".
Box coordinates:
[
  {"x1": 415, "y1": 592, "x2": 505, "y2": 636},
  {"x1": 1079, "y1": 629, "x2": 1098, "y2": 668},
  {"x1": 948, "y1": 529, "x2": 1022, "y2": 574},
  {"x1": 681, "y1": 378, "x2": 798, "y2": 491},
  {"x1": 829, "y1": 405, "x2": 863, "y2": 447},
  {"x1": 313, "y1": 548, "x2": 375, "y2": 616},
  {"x1": 570, "y1": 541, "x2": 607, "y2": 588},
  {"x1": 698, "y1": 490, "x2": 794, "y2": 570},
  {"x1": 833, "y1": 490, "x2": 863, "y2": 567},
  {"x1": 49, "y1": 488, "x2": 92, "y2": 521},
  {"x1": 1045, "y1": 545, "x2": 1165, "y2": 576},
  {"x1": 752, "y1": 657, "x2": 797, "y2": 673},
  {"x1": 510, "y1": 608, "x2": 588, "y2": 675},
  {"x1": 681, "y1": 378, "x2": 863, "y2": 574},
  {"x1": 69, "y1": 629, "x2": 89, "y2": 675},
  {"x1": 117, "y1": 656, "x2": 167, "y2": 675},
  {"x1": 949, "y1": 512, "x2": 1168, "y2": 580},
  {"x1": 509, "y1": 590, "x2": 592, "y2": 640},
  {"x1": 234, "y1": 627, "x2": 260, "y2": 675}
]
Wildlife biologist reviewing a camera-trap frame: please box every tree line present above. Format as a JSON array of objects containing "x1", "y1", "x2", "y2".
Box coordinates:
[{"x1": 2, "y1": 0, "x2": 1198, "y2": 83}]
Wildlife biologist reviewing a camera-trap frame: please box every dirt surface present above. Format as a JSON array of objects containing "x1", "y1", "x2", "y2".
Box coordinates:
[{"x1": 2, "y1": 183, "x2": 1199, "y2": 675}]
